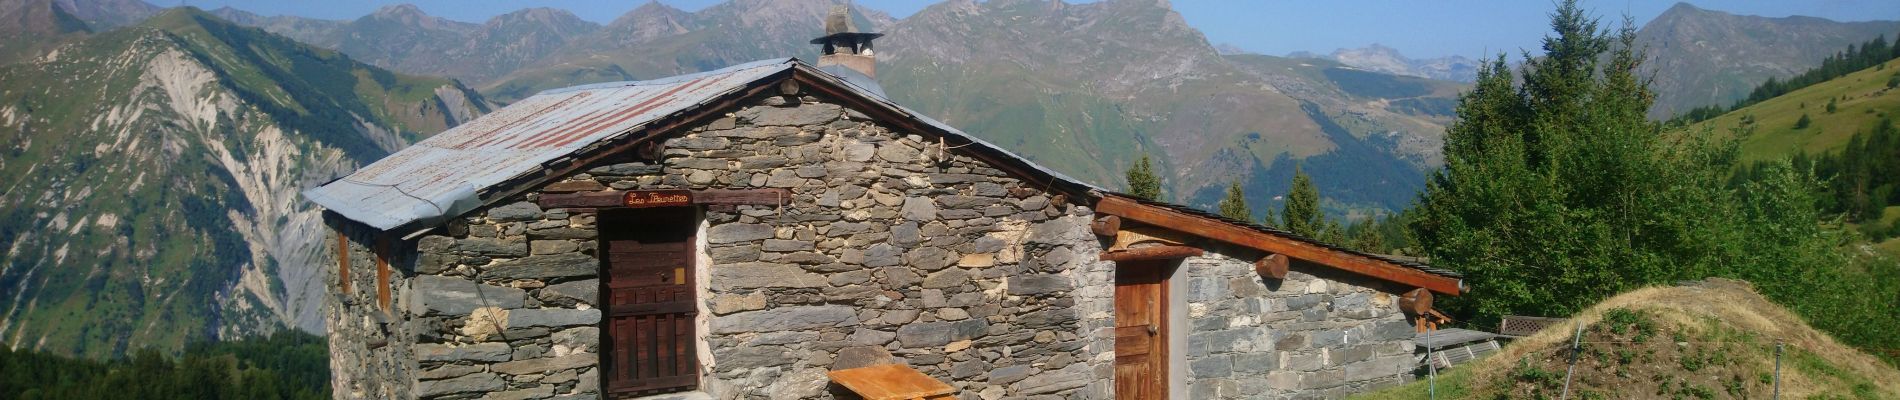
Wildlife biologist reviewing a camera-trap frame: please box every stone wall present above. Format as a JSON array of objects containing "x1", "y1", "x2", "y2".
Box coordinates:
[
  {"x1": 374, "y1": 91, "x2": 1114, "y2": 400},
  {"x1": 1179, "y1": 249, "x2": 1418, "y2": 399},
  {"x1": 325, "y1": 83, "x2": 1427, "y2": 400},
  {"x1": 324, "y1": 215, "x2": 422, "y2": 400}
]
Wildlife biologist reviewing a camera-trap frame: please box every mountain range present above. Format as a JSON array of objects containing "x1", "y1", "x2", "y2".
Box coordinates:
[
  {"x1": 0, "y1": 2, "x2": 488, "y2": 357},
  {"x1": 1638, "y1": 2, "x2": 1900, "y2": 118},
  {"x1": 1288, "y1": 44, "x2": 1480, "y2": 83},
  {"x1": 1293, "y1": 3, "x2": 1900, "y2": 120},
  {"x1": 207, "y1": 0, "x2": 1461, "y2": 215}
]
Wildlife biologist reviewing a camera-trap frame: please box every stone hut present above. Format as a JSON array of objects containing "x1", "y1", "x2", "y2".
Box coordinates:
[{"x1": 304, "y1": 15, "x2": 1464, "y2": 400}]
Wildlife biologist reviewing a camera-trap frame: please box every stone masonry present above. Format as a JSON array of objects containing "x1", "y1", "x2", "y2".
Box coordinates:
[
  {"x1": 1178, "y1": 250, "x2": 1417, "y2": 399},
  {"x1": 323, "y1": 85, "x2": 1424, "y2": 400}
]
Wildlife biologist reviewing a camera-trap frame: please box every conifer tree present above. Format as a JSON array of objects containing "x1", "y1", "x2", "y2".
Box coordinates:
[
  {"x1": 1410, "y1": 0, "x2": 1849, "y2": 327},
  {"x1": 1217, "y1": 180, "x2": 1253, "y2": 221},
  {"x1": 1319, "y1": 220, "x2": 1346, "y2": 245},
  {"x1": 1125, "y1": 153, "x2": 1163, "y2": 201},
  {"x1": 1282, "y1": 166, "x2": 1323, "y2": 238},
  {"x1": 1350, "y1": 223, "x2": 1386, "y2": 252}
]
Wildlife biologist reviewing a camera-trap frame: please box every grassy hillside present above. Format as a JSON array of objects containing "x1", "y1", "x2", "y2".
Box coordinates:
[
  {"x1": 1682, "y1": 60, "x2": 1900, "y2": 255},
  {"x1": 1354, "y1": 280, "x2": 1900, "y2": 399},
  {"x1": 1688, "y1": 60, "x2": 1900, "y2": 161}
]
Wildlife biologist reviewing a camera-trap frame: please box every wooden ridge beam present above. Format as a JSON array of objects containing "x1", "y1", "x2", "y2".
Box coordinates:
[{"x1": 1095, "y1": 195, "x2": 1462, "y2": 295}]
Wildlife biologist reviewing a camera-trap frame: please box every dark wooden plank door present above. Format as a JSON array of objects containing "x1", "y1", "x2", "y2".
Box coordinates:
[
  {"x1": 600, "y1": 208, "x2": 698, "y2": 397},
  {"x1": 1114, "y1": 261, "x2": 1169, "y2": 400}
]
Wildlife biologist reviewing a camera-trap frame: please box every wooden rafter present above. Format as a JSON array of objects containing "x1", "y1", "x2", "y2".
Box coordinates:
[{"x1": 1094, "y1": 195, "x2": 1462, "y2": 295}]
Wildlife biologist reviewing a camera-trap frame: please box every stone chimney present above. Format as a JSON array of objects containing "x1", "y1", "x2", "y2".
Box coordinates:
[{"x1": 810, "y1": 5, "x2": 882, "y2": 79}]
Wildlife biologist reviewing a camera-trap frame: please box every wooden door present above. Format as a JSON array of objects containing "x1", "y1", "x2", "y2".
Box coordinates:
[
  {"x1": 600, "y1": 208, "x2": 699, "y2": 397},
  {"x1": 1114, "y1": 261, "x2": 1169, "y2": 399}
]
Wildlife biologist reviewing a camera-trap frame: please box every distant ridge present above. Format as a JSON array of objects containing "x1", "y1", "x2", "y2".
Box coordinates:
[{"x1": 1638, "y1": 2, "x2": 1900, "y2": 118}]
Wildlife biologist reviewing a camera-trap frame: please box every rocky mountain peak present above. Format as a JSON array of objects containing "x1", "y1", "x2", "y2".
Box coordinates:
[
  {"x1": 2, "y1": 0, "x2": 90, "y2": 37},
  {"x1": 886, "y1": 0, "x2": 1218, "y2": 97},
  {"x1": 361, "y1": 3, "x2": 471, "y2": 33},
  {"x1": 600, "y1": 1, "x2": 696, "y2": 46},
  {"x1": 52, "y1": 0, "x2": 157, "y2": 30},
  {"x1": 486, "y1": 7, "x2": 596, "y2": 34},
  {"x1": 1636, "y1": 2, "x2": 1900, "y2": 117}
]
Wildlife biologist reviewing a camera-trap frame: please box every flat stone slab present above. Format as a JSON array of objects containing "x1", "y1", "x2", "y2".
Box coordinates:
[
  {"x1": 508, "y1": 308, "x2": 602, "y2": 328},
  {"x1": 412, "y1": 275, "x2": 526, "y2": 316},
  {"x1": 712, "y1": 305, "x2": 858, "y2": 333},
  {"x1": 479, "y1": 253, "x2": 597, "y2": 280}
]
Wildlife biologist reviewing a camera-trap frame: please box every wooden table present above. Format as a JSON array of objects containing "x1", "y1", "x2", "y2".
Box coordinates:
[{"x1": 826, "y1": 364, "x2": 955, "y2": 400}]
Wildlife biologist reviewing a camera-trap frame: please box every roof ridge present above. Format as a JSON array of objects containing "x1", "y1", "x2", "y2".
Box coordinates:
[{"x1": 535, "y1": 58, "x2": 798, "y2": 96}]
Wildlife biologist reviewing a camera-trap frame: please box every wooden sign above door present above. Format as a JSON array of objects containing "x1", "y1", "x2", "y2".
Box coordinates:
[
  {"x1": 539, "y1": 188, "x2": 792, "y2": 209},
  {"x1": 623, "y1": 190, "x2": 692, "y2": 208}
]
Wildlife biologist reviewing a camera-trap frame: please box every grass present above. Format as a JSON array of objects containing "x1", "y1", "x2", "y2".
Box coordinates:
[
  {"x1": 1350, "y1": 362, "x2": 1477, "y2": 400},
  {"x1": 1686, "y1": 61, "x2": 1900, "y2": 162},
  {"x1": 1351, "y1": 279, "x2": 1900, "y2": 399}
]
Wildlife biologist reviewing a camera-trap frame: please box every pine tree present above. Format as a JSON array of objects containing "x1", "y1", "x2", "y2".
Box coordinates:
[
  {"x1": 1319, "y1": 219, "x2": 1346, "y2": 245},
  {"x1": 1350, "y1": 223, "x2": 1386, "y2": 252},
  {"x1": 1795, "y1": 113, "x2": 1812, "y2": 129},
  {"x1": 1125, "y1": 153, "x2": 1163, "y2": 201},
  {"x1": 1217, "y1": 180, "x2": 1253, "y2": 221},
  {"x1": 1410, "y1": 0, "x2": 1847, "y2": 325},
  {"x1": 1281, "y1": 166, "x2": 1323, "y2": 238}
]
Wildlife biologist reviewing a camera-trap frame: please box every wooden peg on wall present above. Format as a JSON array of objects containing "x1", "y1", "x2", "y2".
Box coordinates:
[
  {"x1": 1090, "y1": 215, "x2": 1121, "y2": 237},
  {"x1": 1398, "y1": 287, "x2": 1434, "y2": 316},
  {"x1": 1254, "y1": 253, "x2": 1288, "y2": 280}
]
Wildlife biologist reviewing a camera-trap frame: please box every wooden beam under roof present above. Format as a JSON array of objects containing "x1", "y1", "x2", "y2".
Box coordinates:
[{"x1": 1094, "y1": 195, "x2": 1463, "y2": 295}]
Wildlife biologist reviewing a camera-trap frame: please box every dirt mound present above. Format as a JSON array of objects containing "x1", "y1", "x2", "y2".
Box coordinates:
[{"x1": 1356, "y1": 278, "x2": 1900, "y2": 399}]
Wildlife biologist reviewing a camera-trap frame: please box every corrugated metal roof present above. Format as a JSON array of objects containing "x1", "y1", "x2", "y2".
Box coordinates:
[{"x1": 304, "y1": 59, "x2": 796, "y2": 230}]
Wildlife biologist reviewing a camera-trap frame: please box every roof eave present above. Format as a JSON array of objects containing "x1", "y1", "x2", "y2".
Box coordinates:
[{"x1": 1092, "y1": 193, "x2": 1463, "y2": 296}]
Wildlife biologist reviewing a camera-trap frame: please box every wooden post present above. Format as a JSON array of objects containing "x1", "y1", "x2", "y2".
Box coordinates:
[{"x1": 1253, "y1": 253, "x2": 1288, "y2": 280}]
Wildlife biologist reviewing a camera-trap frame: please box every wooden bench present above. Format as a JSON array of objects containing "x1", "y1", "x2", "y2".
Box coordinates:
[{"x1": 827, "y1": 364, "x2": 955, "y2": 400}]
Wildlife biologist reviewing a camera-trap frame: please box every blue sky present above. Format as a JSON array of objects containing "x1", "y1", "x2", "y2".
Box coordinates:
[{"x1": 171, "y1": 0, "x2": 1900, "y2": 59}]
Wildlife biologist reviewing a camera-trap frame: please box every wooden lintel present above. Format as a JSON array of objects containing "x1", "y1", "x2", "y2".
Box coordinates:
[
  {"x1": 1095, "y1": 195, "x2": 1462, "y2": 295},
  {"x1": 1110, "y1": 226, "x2": 1197, "y2": 251},
  {"x1": 1099, "y1": 245, "x2": 1204, "y2": 262},
  {"x1": 537, "y1": 188, "x2": 792, "y2": 209}
]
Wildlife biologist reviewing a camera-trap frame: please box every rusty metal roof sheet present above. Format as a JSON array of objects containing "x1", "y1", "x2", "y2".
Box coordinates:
[{"x1": 304, "y1": 59, "x2": 796, "y2": 230}]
